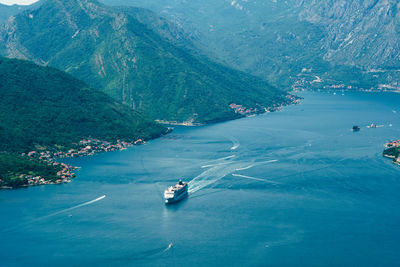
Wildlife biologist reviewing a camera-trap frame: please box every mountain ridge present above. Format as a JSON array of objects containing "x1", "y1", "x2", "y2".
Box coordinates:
[
  {"x1": 0, "y1": 0, "x2": 286, "y2": 124},
  {"x1": 299, "y1": 0, "x2": 400, "y2": 69},
  {"x1": 0, "y1": 55, "x2": 168, "y2": 187},
  {"x1": 99, "y1": 0, "x2": 400, "y2": 90},
  {"x1": 0, "y1": 56, "x2": 167, "y2": 153}
]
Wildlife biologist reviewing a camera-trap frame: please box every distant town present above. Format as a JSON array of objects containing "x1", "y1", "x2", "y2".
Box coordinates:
[
  {"x1": 16, "y1": 138, "x2": 147, "y2": 187},
  {"x1": 230, "y1": 95, "x2": 300, "y2": 116}
]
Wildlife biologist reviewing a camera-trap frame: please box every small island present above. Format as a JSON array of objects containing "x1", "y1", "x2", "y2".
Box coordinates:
[{"x1": 383, "y1": 140, "x2": 400, "y2": 166}]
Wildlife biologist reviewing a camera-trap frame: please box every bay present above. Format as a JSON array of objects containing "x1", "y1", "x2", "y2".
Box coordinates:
[{"x1": 1, "y1": 91, "x2": 400, "y2": 266}]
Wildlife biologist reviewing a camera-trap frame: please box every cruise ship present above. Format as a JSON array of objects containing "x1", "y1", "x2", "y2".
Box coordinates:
[{"x1": 164, "y1": 180, "x2": 188, "y2": 204}]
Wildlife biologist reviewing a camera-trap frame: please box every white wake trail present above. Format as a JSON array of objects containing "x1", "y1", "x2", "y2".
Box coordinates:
[
  {"x1": 235, "y1": 159, "x2": 277, "y2": 171},
  {"x1": 232, "y1": 174, "x2": 280, "y2": 184},
  {"x1": 235, "y1": 164, "x2": 255, "y2": 171},
  {"x1": 3, "y1": 195, "x2": 107, "y2": 232},
  {"x1": 163, "y1": 242, "x2": 173, "y2": 252},
  {"x1": 200, "y1": 155, "x2": 236, "y2": 167},
  {"x1": 256, "y1": 159, "x2": 279, "y2": 164},
  {"x1": 189, "y1": 163, "x2": 241, "y2": 193},
  {"x1": 230, "y1": 137, "x2": 240, "y2": 150},
  {"x1": 202, "y1": 162, "x2": 233, "y2": 168},
  {"x1": 216, "y1": 155, "x2": 236, "y2": 161},
  {"x1": 189, "y1": 157, "x2": 279, "y2": 193},
  {"x1": 44, "y1": 195, "x2": 106, "y2": 218}
]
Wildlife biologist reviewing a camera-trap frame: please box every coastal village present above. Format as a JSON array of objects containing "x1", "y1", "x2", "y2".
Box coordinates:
[
  {"x1": 1, "y1": 94, "x2": 297, "y2": 190},
  {"x1": 11, "y1": 138, "x2": 147, "y2": 188},
  {"x1": 1, "y1": 95, "x2": 297, "y2": 190},
  {"x1": 229, "y1": 94, "x2": 300, "y2": 116},
  {"x1": 156, "y1": 96, "x2": 300, "y2": 126},
  {"x1": 385, "y1": 140, "x2": 400, "y2": 148}
]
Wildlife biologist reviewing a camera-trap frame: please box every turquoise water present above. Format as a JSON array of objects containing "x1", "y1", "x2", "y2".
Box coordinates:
[{"x1": 1, "y1": 91, "x2": 400, "y2": 266}]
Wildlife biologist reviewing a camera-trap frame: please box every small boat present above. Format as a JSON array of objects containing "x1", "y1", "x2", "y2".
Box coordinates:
[
  {"x1": 352, "y1": 125, "x2": 361, "y2": 132},
  {"x1": 164, "y1": 180, "x2": 188, "y2": 204}
]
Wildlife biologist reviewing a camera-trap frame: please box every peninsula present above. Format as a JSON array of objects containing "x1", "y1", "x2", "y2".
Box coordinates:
[{"x1": 0, "y1": 57, "x2": 168, "y2": 189}]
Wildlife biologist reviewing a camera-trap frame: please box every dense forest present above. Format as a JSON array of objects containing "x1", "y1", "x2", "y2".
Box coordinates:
[
  {"x1": 0, "y1": 0, "x2": 286, "y2": 123},
  {"x1": 383, "y1": 147, "x2": 400, "y2": 160},
  {"x1": 0, "y1": 57, "x2": 167, "y2": 187},
  {"x1": 0, "y1": 57, "x2": 167, "y2": 153},
  {"x1": 0, "y1": 153, "x2": 61, "y2": 188},
  {"x1": 0, "y1": 0, "x2": 288, "y2": 187}
]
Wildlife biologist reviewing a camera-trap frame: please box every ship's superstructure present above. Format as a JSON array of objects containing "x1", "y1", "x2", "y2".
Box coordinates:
[{"x1": 164, "y1": 180, "x2": 188, "y2": 204}]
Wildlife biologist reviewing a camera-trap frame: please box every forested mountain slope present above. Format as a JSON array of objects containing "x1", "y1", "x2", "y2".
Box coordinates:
[
  {"x1": 0, "y1": 0, "x2": 286, "y2": 124},
  {"x1": 101, "y1": 0, "x2": 400, "y2": 90},
  {"x1": 0, "y1": 56, "x2": 166, "y2": 153}
]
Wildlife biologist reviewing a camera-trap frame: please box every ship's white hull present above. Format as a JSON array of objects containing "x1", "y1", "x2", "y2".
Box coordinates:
[{"x1": 165, "y1": 191, "x2": 188, "y2": 204}]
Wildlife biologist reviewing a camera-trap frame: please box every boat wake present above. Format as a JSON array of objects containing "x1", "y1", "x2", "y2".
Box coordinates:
[
  {"x1": 163, "y1": 242, "x2": 173, "y2": 252},
  {"x1": 188, "y1": 164, "x2": 238, "y2": 193},
  {"x1": 230, "y1": 137, "x2": 240, "y2": 150},
  {"x1": 234, "y1": 160, "x2": 277, "y2": 172},
  {"x1": 232, "y1": 174, "x2": 280, "y2": 185},
  {"x1": 189, "y1": 156, "x2": 279, "y2": 193},
  {"x1": 217, "y1": 155, "x2": 236, "y2": 161},
  {"x1": 112, "y1": 242, "x2": 174, "y2": 262},
  {"x1": 201, "y1": 162, "x2": 233, "y2": 168},
  {"x1": 44, "y1": 195, "x2": 106, "y2": 218},
  {"x1": 2, "y1": 195, "x2": 107, "y2": 233},
  {"x1": 235, "y1": 164, "x2": 254, "y2": 171},
  {"x1": 255, "y1": 159, "x2": 278, "y2": 165}
]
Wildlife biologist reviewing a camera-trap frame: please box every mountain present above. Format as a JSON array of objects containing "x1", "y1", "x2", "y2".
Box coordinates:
[
  {"x1": 0, "y1": 1, "x2": 43, "y2": 23},
  {"x1": 0, "y1": 3, "x2": 26, "y2": 23},
  {"x1": 100, "y1": 0, "x2": 400, "y2": 90},
  {"x1": 0, "y1": 56, "x2": 166, "y2": 153},
  {"x1": 0, "y1": 0, "x2": 286, "y2": 124},
  {"x1": 100, "y1": 0, "x2": 306, "y2": 87},
  {"x1": 298, "y1": 0, "x2": 400, "y2": 90},
  {"x1": 299, "y1": 0, "x2": 400, "y2": 68}
]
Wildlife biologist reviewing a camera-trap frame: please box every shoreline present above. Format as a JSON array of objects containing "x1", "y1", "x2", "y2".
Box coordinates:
[
  {"x1": 1, "y1": 95, "x2": 299, "y2": 190},
  {"x1": 293, "y1": 87, "x2": 400, "y2": 94},
  {"x1": 155, "y1": 120, "x2": 203, "y2": 126},
  {"x1": 156, "y1": 94, "x2": 301, "y2": 127},
  {"x1": 0, "y1": 134, "x2": 171, "y2": 190},
  {"x1": 383, "y1": 140, "x2": 400, "y2": 167}
]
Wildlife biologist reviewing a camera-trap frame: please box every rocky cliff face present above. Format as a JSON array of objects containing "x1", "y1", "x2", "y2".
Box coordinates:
[
  {"x1": 100, "y1": 0, "x2": 400, "y2": 90},
  {"x1": 0, "y1": 0, "x2": 284, "y2": 123},
  {"x1": 2, "y1": 0, "x2": 398, "y2": 90},
  {"x1": 299, "y1": 0, "x2": 400, "y2": 69}
]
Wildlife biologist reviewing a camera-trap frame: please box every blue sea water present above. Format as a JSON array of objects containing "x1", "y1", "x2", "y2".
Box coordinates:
[{"x1": 1, "y1": 91, "x2": 400, "y2": 266}]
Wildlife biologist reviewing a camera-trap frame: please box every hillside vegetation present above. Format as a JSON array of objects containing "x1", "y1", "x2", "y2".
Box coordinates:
[
  {"x1": 0, "y1": 0, "x2": 285, "y2": 123},
  {"x1": 0, "y1": 56, "x2": 168, "y2": 187},
  {"x1": 0, "y1": 56, "x2": 166, "y2": 153},
  {"x1": 100, "y1": 0, "x2": 400, "y2": 91},
  {"x1": 0, "y1": 152, "x2": 60, "y2": 188},
  {"x1": 0, "y1": 1, "x2": 43, "y2": 23}
]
